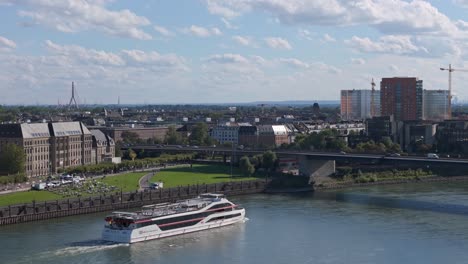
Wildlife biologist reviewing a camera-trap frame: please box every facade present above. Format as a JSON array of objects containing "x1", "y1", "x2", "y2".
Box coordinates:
[
  {"x1": 99, "y1": 126, "x2": 169, "y2": 142},
  {"x1": 48, "y1": 122, "x2": 93, "y2": 173},
  {"x1": 0, "y1": 123, "x2": 51, "y2": 177},
  {"x1": 0, "y1": 122, "x2": 109, "y2": 177},
  {"x1": 238, "y1": 126, "x2": 258, "y2": 147},
  {"x1": 257, "y1": 125, "x2": 290, "y2": 147},
  {"x1": 380, "y1": 77, "x2": 423, "y2": 121},
  {"x1": 210, "y1": 124, "x2": 239, "y2": 144},
  {"x1": 396, "y1": 122, "x2": 438, "y2": 152},
  {"x1": 366, "y1": 116, "x2": 396, "y2": 142},
  {"x1": 436, "y1": 121, "x2": 468, "y2": 153},
  {"x1": 423, "y1": 90, "x2": 450, "y2": 121},
  {"x1": 341, "y1": 89, "x2": 380, "y2": 121},
  {"x1": 90, "y1": 129, "x2": 115, "y2": 164}
]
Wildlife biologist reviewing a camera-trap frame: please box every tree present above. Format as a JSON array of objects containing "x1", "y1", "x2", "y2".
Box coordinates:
[
  {"x1": 121, "y1": 131, "x2": 140, "y2": 144},
  {"x1": 239, "y1": 156, "x2": 255, "y2": 176},
  {"x1": 262, "y1": 150, "x2": 277, "y2": 175},
  {"x1": 128, "y1": 148, "x2": 137, "y2": 161},
  {"x1": 114, "y1": 141, "x2": 123, "y2": 157},
  {"x1": 189, "y1": 122, "x2": 211, "y2": 146},
  {"x1": 0, "y1": 143, "x2": 26, "y2": 174},
  {"x1": 165, "y1": 125, "x2": 184, "y2": 145}
]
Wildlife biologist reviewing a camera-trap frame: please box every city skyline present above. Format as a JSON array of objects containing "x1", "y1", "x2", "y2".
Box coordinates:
[{"x1": 1, "y1": 1, "x2": 468, "y2": 104}]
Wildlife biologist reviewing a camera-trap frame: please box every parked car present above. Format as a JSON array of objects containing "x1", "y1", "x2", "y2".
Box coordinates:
[
  {"x1": 427, "y1": 153, "x2": 439, "y2": 159},
  {"x1": 390, "y1": 153, "x2": 401, "y2": 157}
]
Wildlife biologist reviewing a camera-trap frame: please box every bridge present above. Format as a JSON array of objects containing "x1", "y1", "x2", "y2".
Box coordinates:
[{"x1": 124, "y1": 145, "x2": 468, "y2": 181}]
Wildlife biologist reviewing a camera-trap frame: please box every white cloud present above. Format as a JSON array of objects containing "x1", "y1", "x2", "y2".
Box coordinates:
[
  {"x1": 454, "y1": 0, "x2": 468, "y2": 8},
  {"x1": 264, "y1": 37, "x2": 292, "y2": 50},
  {"x1": 351, "y1": 58, "x2": 366, "y2": 65},
  {"x1": 278, "y1": 58, "x2": 309, "y2": 68},
  {"x1": 298, "y1": 29, "x2": 314, "y2": 40},
  {"x1": 154, "y1": 25, "x2": 174, "y2": 37},
  {"x1": 232, "y1": 35, "x2": 255, "y2": 47},
  {"x1": 0, "y1": 36, "x2": 16, "y2": 51},
  {"x1": 11, "y1": 0, "x2": 152, "y2": 40},
  {"x1": 205, "y1": 0, "x2": 465, "y2": 37},
  {"x1": 0, "y1": 40, "x2": 192, "y2": 104},
  {"x1": 321, "y1": 33, "x2": 336, "y2": 43},
  {"x1": 205, "y1": 54, "x2": 249, "y2": 64},
  {"x1": 345, "y1": 35, "x2": 427, "y2": 55},
  {"x1": 221, "y1": 17, "x2": 238, "y2": 29},
  {"x1": 182, "y1": 25, "x2": 223, "y2": 37},
  {"x1": 204, "y1": 0, "x2": 244, "y2": 19},
  {"x1": 121, "y1": 50, "x2": 188, "y2": 71},
  {"x1": 45, "y1": 40, "x2": 125, "y2": 66}
]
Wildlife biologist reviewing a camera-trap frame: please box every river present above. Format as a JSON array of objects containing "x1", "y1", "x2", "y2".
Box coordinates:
[{"x1": 1, "y1": 181, "x2": 468, "y2": 264}]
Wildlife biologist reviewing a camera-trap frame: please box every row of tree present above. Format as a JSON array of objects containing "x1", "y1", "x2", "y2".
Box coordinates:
[
  {"x1": 238, "y1": 150, "x2": 277, "y2": 176},
  {"x1": 60, "y1": 153, "x2": 195, "y2": 175}
]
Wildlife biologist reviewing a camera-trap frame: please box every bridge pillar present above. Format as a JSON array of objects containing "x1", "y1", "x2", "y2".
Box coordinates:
[{"x1": 298, "y1": 156, "x2": 335, "y2": 184}]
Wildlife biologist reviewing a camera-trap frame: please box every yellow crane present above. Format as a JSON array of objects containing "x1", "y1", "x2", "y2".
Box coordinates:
[{"x1": 440, "y1": 64, "x2": 468, "y2": 119}]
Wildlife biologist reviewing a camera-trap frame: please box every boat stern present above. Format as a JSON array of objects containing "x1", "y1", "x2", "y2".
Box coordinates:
[{"x1": 102, "y1": 227, "x2": 134, "y2": 244}]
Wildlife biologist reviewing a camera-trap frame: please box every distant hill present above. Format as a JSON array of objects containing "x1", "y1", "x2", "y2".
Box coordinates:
[{"x1": 247, "y1": 100, "x2": 340, "y2": 106}]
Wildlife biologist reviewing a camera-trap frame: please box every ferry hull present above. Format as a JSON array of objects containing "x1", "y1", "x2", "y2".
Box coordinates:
[{"x1": 102, "y1": 210, "x2": 245, "y2": 244}]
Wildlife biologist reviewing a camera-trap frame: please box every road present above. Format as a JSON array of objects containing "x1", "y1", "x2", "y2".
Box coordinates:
[{"x1": 125, "y1": 145, "x2": 468, "y2": 165}]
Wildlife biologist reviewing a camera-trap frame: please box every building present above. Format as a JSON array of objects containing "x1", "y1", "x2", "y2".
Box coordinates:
[
  {"x1": 0, "y1": 122, "x2": 94, "y2": 177},
  {"x1": 99, "y1": 126, "x2": 169, "y2": 142},
  {"x1": 380, "y1": 77, "x2": 423, "y2": 121},
  {"x1": 90, "y1": 129, "x2": 115, "y2": 164},
  {"x1": 396, "y1": 122, "x2": 437, "y2": 152},
  {"x1": 0, "y1": 123, "x2": 51, "y2": 177},
  {"x1": 436, "y1": 121, "x2": 468, "y2": 153},
  {"x1": 423, "y1": 90, "x2": 450, "y2": 121},
  {"x1": 257, "y1": 125, "x2": 290, "y2": 147},
  {"x1": 210, "y1": 124, "x2": 239, "y2": 144},
  {"x1": 341, "y1": 89, "x2": 380, "y2": 120},
  {"x1": 238, "y1": 126, "x2": 258, "y2": 147},
  {"x1": 366, "y1": 116, "x2": 396, "y2": 142},
  {"x1": 48, "y1": 122, "x2": 93, "y2": 174}
]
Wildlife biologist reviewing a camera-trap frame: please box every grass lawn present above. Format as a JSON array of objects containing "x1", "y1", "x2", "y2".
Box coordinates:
[
  {"x1": 150, "y1": 164, "x2": 260, "y2": 188},
  {"x1": 99, "y1": 172, "x2": 147, "y2": 193},
  {"x1": 0, "y1": 190, "x2": 62, "y2": 207},
  {"x1": 0, "y1": 172, "x2": 148, "y2": 207}
]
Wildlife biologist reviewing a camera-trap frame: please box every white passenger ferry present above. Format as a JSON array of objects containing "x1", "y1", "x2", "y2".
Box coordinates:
[{"x1": 102, "y1": 193, "x2": 246, "y2": 243}]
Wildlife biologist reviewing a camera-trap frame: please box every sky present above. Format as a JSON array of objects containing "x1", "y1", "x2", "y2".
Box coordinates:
[{"x1": 1, "y1": 0, "x2": 468, "y2": 105}]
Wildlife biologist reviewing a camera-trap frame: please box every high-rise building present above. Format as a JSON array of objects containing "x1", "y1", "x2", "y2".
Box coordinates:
[
  {"x1": 423, "y1": 90, "x2": 450, "y2": 121},
  {"x1": 380, "y1": 77, "x2": 423, "y2": 121},
  {"x1": 341, "y1": 89, "x2": 380, "y2": 120}
]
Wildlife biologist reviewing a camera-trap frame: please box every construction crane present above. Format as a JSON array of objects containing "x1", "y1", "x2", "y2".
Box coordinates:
[
  {"x1": 440, "y1": 64, "x2": 468, "y2": 119},
  {"x1": 370, "y1": 78, "x2": 376, "y2": 117}
]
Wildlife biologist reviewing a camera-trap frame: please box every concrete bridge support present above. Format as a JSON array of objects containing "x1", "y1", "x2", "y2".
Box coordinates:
[{"x1": 298, "y1": 156, "x2": 336, "y2": 184}]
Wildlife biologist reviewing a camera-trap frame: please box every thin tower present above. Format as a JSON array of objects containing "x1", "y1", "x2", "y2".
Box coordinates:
[
  {"x1": 68, "y1": 82, "x2": 79, "y2": 109},
  {"x1": 370, "y1": 78, "x2": 376, "y2": 117}
]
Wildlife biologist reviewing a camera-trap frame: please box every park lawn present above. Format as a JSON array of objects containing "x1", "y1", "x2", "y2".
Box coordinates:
[
  {"x1": 0, "y1": 172, "x2": 149, "y2": 207},
  {"x1": 0, "y1": 190, "x2": 62, "y2": 207},
  {"x1": 99, "y1": 172, "x2": 147, "y2": 192},
  {"x1": 150, "y1": 164, "x2": 259, "y2": 188}
]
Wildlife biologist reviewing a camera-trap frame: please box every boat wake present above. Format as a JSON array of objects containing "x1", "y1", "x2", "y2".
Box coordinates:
[
  {"x1": 57, "y1": 240, "x2": 129, "y2": 256},
  {"x1": 45, "y1": 240, "x2": 129, "y2": 257}
]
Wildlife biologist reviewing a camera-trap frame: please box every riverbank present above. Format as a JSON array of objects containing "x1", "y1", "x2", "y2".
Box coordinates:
[
  {"x1": 0, "y1": 179, "x2": 267, "y2": 226},
  {"x1": 313, "y1": 175, "x2": 468, "y2": 191}
]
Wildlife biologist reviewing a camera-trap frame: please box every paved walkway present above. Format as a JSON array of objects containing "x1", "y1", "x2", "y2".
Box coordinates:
[{"x1": 138, "y1": 170, "x2": 159, "y2": 191}]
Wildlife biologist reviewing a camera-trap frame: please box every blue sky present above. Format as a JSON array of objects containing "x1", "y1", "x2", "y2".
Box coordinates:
[{"x1": 1, "y1": 0, "x2": 468, "y2": 104}]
